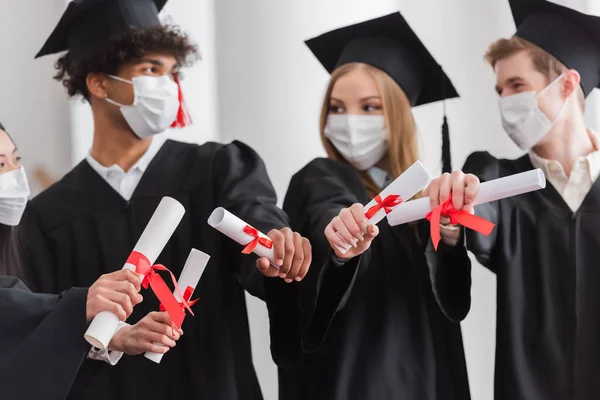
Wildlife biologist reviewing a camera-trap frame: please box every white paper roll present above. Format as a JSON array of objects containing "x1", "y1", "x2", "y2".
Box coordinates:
[
  {"x1": 386, "y1": 168, "x2": 546, "y2": 226},
  {"x1": 208, "y1": 208, "x2": 275, "y2": 265},
  {"x1": 336, "y1": 160, "x2": 431, "y2": 253},
  {"x1": 364, "y1": 160, "x2": 431, "y2": 225},
  {"x1": 145, "y1": 248, "x2": 210, "y2": 363},
  {"x1": 84, "y1": 197, "x2": 186, "y2": 349}
]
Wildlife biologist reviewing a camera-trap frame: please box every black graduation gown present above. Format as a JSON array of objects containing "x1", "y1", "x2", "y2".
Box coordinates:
[
  {"x1": 20, "y1": 139, "x2": 292, "y2": 400},
  {"x1": 271, "y1": 158, "x2": 472, "y2": 400},
  {"x1": 0, "y1": 276, "x2": 90, "y2": 400},
  {"x1": 463, "y1": 151, "x2": 600, "y2": 400}
]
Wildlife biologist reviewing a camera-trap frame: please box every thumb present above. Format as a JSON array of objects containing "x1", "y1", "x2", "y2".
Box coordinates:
[
  {"x1": 256, "y1": 257, "x2": 279, "y2": 277},
  {"x1": 256, "y1": 257, "x2": 270, "y2": 271},
  {"x1": 365, "y1": 224, "x2": 379, "y2": 241}
]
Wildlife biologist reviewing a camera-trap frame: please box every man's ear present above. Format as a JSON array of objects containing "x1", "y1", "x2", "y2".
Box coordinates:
[
  {"x1": 563, "y1": 69, "x2": 581, "y2": 99},
  {"x1": 86, "y1": 72, "x2": 109, "y2": 100}
]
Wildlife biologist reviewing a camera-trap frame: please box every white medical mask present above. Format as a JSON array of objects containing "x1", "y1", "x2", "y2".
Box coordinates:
[
  {"x1": 105, "y1": 75, "x2": 180, "y2": 139},
  {"x1": 324, "y1": 114, "x2": 387, "y2": 171},
  {"x1": 499, "y1": 73, "x2": 568, "y2": 150},
  {"x1": 0, "y1": 167, "x2": 30, "y2": 226}
]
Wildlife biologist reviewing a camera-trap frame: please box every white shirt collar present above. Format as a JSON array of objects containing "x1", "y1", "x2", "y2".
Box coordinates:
[
  {"x1": 86, "y1": 137, "x2": 164, "y2": 178},
  {"x1": 528, "y1": 129, "x2": 600, "y2": 211},
  {"x1": 368, "y1": 166, "x2": 388, "y2": 188},
  {"x1": 529, "y1": 129, "x2": 600, "y2": 179}
]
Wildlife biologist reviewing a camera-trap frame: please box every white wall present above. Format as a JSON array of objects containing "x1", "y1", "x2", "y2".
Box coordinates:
[{"x1": 0, "y1": 0, "x2": 72, "y2": 195}]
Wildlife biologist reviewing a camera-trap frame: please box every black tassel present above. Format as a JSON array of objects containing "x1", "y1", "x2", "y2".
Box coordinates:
[{"x1": 441, "y1": 114, "x2": 452, "y2": 174}]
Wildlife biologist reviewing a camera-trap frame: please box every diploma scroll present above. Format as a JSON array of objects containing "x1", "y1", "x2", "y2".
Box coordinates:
[
  {"x1": 208, "y1": 208, "x2": 276, "y2": 266},
  {"x1": 336, "y1": 160, "x2": 431, "y2": 254},
  {"x1": 145, "y1": 248, "x2": 210, "y2": 363},
  {"x1": 387, "y1": 168, "x2": 546, "y2": 226},
  {"x1": 84, "y1": 197, "x2": 186, "y2": 349}
]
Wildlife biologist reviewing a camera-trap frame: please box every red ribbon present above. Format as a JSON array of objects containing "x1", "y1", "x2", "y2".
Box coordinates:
[
  {"x1": 160, "y1": 286, "x2": 199, "y2": 312},
  {"x1": 242, "y1": 225, "x2": 273, "y2": 254},
  {"x1": 364, "y1": 194, "x2": 403, "y2": 219},
  {"x1": 426, "y1": 195, "x2": 496, "y2": 251},
  {"x1": 170, "y1": 73, "x2": 193, "y2": 129},
  {"x1": 127, "y1": 251, "x2": 194, "y2": 329}
]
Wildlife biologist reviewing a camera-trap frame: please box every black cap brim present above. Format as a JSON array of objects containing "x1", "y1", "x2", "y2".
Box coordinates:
[
  {"x1": 305, "y1": 12, "x2": 458, "y2": 107},
  {"x1": 36, "y1": 0, "x2": 168, "y2": 61},
  {"x1": 510, "y1": 0, "x2": 600, "y2": 96}
]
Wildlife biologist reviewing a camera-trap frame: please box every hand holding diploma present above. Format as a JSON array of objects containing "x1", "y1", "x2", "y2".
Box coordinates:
[
  {"x1": 107, "y1": 312, "x2": 182, "y2": 355},
  {"x1": 422, "y1": 171, "x2": 494, "y2": 249},
  {"x1": 325, "y1": 204, "x2": 380, "y2": 259},
  {"x1": 86, "y1": 269, "x2": 144, "y2": 322},
  {"x1": 333, "y1": 160, "x2": 431, "y2": 254},
  {"x1": 208, "y1": 208, "x2": 312, "y2": 283},
  {"x1": 257, "y1": 227, "x2": 312, "y2": 283},
  {"x1": 144, "y1": 249, "x2": 209, "y2": 363},
  {"x1": 85, "y1": 197, "x2": 186, "y2": 349},
  {"x1": 419, "y1": 170, "x2": 547, "y2": 250},
  {"x1": 424, "y1": 171, "x2": 480, "y2": 217}
]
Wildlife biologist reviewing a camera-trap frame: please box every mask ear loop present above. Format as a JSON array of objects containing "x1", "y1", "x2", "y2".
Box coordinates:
[
  {"x1": 538, "y1": 72, "x2": 569, "y2": 123},
  {"x1": 104, "y1": 75, "x2": 134, "y2": 107}
]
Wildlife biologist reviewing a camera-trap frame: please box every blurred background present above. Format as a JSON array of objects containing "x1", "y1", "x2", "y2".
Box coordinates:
[{"x1": 1, "y1": 0, "x2": 599, "y2": 398}]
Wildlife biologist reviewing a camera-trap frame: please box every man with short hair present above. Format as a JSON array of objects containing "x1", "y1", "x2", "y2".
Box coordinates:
[
  {"x1": 426, "y1": 1, "x2": 600, "y2": 399},
  {"x1": 22, "y1": 0, "x2": 312, "y2": 398}
]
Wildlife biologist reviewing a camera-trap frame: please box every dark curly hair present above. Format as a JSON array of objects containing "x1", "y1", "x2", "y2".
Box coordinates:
[{"x1": 54, "y1": 24, "x2": 199, "y2": 100}]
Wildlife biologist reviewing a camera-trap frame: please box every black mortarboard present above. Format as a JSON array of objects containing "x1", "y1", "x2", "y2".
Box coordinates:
[
  {"x1": 305, "y1": 12, "x2": 459, "y2": 173},
  {"x1": 35, "y1": 0, "x2": 168, "y2": 61},
  {"x1": 510, "y1": 0, "x2": 600, "y2": 97}
]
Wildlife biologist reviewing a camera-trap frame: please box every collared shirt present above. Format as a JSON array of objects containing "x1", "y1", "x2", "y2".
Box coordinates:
[
  {"x1": 368, "y1": 166, "x2": 390, "y2": 189},
  {"x1": 87, "y1": 322, "x2": 128, "y2": 365},
  {"x1": 528, "y1": 129, "x2": 600, "y2": 212},
  {"x1": 86, "y1": 138, "x2": 164, "y2": 201}
]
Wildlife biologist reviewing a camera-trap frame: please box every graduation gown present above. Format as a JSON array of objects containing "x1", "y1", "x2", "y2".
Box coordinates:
[
  {"x1": 271, "y1": 158, "x2": 472, "y2": 400},
  {"x1": 0, "y1": 276, "x2": 90, "y2": 400},
  {"x1": 463, "y1": 151, "x2": 600, "y2": 400},
  {"x1": 20, "y1": 140, "x2": 291, "y2": 400}
]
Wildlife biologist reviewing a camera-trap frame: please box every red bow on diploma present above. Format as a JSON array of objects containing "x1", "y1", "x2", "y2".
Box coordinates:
[
  {"x1": 426, "y1": 195, "x2": 496, "y2": 251},
  {"x1": 127, "y1": 251, "x2": 194, "y2": 329},
  {"x1": 365, "y1": 194, "x2": 403, "y2": 219},
  {"x1": 242, "y1": 225, "x2": 273, "y2": 254},
  {"x1": 160, "y1": 286, "x2": 199, "y2": 312}
]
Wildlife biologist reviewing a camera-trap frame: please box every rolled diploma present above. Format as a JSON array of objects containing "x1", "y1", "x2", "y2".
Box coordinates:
[
  {"x1": 336, "y1": 160, "x2": 431, "y2": 253},
  {"x1": 84, "y1": 197, "x2": 186, "y2": 349},
  {"x1": 208, "y1": 207, "x2": 275, "y2": 265},
  {"x1": 145, "y1": 248, "x2": 210, "y2": 363},
  {"x1": 386, "y1": 168, "x2": 546, "y2": 226}
]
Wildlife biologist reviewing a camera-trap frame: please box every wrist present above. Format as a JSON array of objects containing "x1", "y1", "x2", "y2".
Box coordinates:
[{"x1": 107, "y1": 323, "x2": 130, "y2": 352}]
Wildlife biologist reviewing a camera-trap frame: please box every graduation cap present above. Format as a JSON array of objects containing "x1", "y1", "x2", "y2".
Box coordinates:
[
  {"x1": 510, "y1": 0, "x2": 600, "y2": 97},
  {"x1": 35, "y1": 0, "x2": 168, "y2": 61},
  {"x1": 305, "y1": 12, "x2": 459, "y2": 173},
  {"x1": 36, "y1": 0, "x2": 193, "y2": 128}
]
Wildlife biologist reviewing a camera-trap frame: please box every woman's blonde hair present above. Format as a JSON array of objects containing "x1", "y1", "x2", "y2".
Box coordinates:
[{"x1": 319, "y1": 63, "x2": 419, "y2": 198}]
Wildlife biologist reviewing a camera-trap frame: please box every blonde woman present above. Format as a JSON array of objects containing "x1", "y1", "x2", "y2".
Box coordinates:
[{"x1": 276, "y1": 13, "x2": 472, "y2": 400}]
